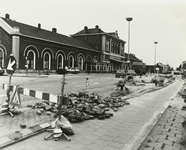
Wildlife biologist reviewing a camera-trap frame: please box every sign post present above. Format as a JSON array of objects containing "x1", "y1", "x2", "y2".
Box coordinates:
[
  {"x1": 6, "y1": 54, "x2": 17, "y2": 103},
  {"x1": 85, "y1": 78, "x2": 90, "y2": 91},
  {"x1": 1, "y1": 54, "x2": 17, "y2": 117},
  {"x1": 58, "y1": 69, "x2": 67, "y2": 121}
]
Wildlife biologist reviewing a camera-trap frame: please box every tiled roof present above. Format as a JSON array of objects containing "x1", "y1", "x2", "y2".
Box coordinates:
[
  {"x1": 1, "y1": 18, "x2": 98, "y2": 51},
  {"x1": 124, "y1": 53, "x2": 142, "y2": 62},
  {"x1": 73, "y1": 27, "x2": 105, "y2": 35}
]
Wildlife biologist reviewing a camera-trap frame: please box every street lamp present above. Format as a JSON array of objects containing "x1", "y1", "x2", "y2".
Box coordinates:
[
  {"x1": 126, "y1": 17, "x2": 133, "y2": 71},
  {"x1": 154, "y1": 42, "x2": 158, "y2": 74}
]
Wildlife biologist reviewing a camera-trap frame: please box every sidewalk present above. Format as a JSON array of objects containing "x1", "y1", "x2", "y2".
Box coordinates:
[
  {"x1": 0, "y1": 78, "x2": 184, "y2": 150},
  {"x1": 0, "y1": 94, "x2": 54, "y2": 148},
  {"x1": 138, "y1": 83, "x2": 186, "y2": 150}
]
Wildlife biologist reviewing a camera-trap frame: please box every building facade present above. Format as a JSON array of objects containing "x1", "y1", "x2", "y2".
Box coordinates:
[
  {"x1": 0, "y1": 14, "x2": 144, "y2": 73},
  {"x1": 71, "y1": 26, "x2": 126, "y2": 72},
  {"x1": 0, "y1": 14, "x2": 101, "y2": 73}
]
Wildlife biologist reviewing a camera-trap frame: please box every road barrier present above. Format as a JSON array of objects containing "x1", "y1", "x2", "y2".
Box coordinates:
[{"x1": 2, "y1": 84, "x2": 59, "y2": 104}]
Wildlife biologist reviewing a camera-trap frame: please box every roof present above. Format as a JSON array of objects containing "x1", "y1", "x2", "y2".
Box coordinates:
[
  {"x1": 1, "y1": 17, "x2": 98, "y2": 51},
  {"x1": 72, "y1": 26, "x2": 123, "y2": 41},
  {"x1": 73, "y1": 27, "x2": 105, "y2": 35},
  {"x1": 124, "y1": 53, "x2": 142, "y2": 62}
]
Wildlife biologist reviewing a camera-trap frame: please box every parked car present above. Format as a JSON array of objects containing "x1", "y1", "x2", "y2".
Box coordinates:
[
  {"x1": 69, "y1": 67, "x2": 80, "y2": 74},
  {"x1": 56, "y1": 68, "x2": 68, "y2": 74},
  {"x1": 115, "y1": 70, "x2": 126, "y2": 78},
  {"x1": 126, "y1": 70, "x2": 137, "y2": 76},
  {"x1": 0, "y1": 67, "x2": 5, "y2": 75}
]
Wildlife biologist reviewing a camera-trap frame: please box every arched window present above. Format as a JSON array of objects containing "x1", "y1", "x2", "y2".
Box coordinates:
[
  {"x1": 27, "y1": 50, "x2": 36, "y2": 69},
  {"x1": 93, "y1": 57, "x2": 98, "y2": 63},
  {"x1": 86, "y1": 55, "x2": 92, "y2": 63},
  {"x1": 43, "y1": 52, "x2": 51, "y2": 70},
  {"x1": 78, "y1": 56, "x2": 84, "y2": 70},
  {"x1": 68, "y1": 55, "x2": 74, "y2": 68},
  {"x1": 0, "y1": 49, "x2": 4, "y2": 68},
  {"x1": 57, "y1": 54, "x2": 64, "y2": 69}
]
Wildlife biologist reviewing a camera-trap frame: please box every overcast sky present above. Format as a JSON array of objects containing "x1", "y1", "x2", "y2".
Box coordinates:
[{"x1": 0, "y1": 0, "x2": 186, "y2": 69}]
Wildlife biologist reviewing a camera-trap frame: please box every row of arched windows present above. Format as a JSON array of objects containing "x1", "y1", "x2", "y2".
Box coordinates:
[{"x1": 0, "y1": 45, "x2": 99, "y2": 71}]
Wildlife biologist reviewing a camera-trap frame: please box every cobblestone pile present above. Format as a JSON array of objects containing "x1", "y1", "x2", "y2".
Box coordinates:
[{"x1": 31, "y1": 91, "x2": 130, "y2": 123}]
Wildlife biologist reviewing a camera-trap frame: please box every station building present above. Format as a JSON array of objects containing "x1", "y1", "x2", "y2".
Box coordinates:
[{"x1": 0, "y1": 13, "x2": 142, "y2": 73}]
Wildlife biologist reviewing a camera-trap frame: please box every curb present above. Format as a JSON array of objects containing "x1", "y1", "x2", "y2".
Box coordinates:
[{"x1": 0, "y1": 122, "x2": 51, "y2": 149}]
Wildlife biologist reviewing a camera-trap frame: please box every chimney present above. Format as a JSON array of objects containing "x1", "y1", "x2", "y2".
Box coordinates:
[
  {"x1": 84, "y1": 26, "x2": 88, "y2": 33},
  {"x1": 5, "y1": 14, "x2": 10, "y2": 19},
  {"x1": 52, "y1": 28, "x2": 57, "y2": 33},
  {"x1": 38, "y1": 23, "x2": 41, "y2": 30},
  {"x1": 13, "y1": 26, "x2": 20, "y2": 33},
  {"x1": 95, "y1": 25, "x2": 99, "y2": 29},
  {"x1": 115, "y1": 30, "x2": 119, "y2": 38}
]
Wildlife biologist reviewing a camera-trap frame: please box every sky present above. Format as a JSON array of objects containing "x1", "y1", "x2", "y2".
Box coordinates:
[{"x1": 0, "y1": 0, "x2": 186, "y2": 69}]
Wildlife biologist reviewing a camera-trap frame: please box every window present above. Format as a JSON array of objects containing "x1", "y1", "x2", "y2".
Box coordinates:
[
  {"x1": 57, "y1": 54, "x2": 63, "y2": 69},
  {"x1": 27, "y1": 50, "x2": 35, "y2": 69},
  {"x1": 78, "y1": 56, "x2": 84, "y2": 70},
  {"x1": 0, "y1": 50, "x2": 3, "y2": 68},
  {"x1": 69, "y1": 55, "x2": 74, "y2": 68},
  {"x1": 44, "y1": 53, "x2": 49, "y2": 69}
]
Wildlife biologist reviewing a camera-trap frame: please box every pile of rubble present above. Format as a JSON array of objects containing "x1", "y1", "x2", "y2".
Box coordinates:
[{"x1": 29, "y1": 91, "x2": 130, "y2": 123}]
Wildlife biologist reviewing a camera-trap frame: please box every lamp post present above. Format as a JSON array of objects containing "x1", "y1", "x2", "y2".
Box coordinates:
[
  {"x1": 126, "y1": 17, "x2": 133, "y2": 71},
  {"x1": 154, "y1": 42, "x2": 158, "y2": 74}
]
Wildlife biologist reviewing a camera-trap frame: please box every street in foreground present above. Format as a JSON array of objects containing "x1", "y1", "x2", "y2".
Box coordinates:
[{"x1": 0, "y1": 73, "x2": 185, "y2": 150}]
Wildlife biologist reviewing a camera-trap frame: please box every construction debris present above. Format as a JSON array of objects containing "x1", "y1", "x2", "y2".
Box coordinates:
[{"x1": 31, "y1": 91, "x2": 130, "y2": 123}]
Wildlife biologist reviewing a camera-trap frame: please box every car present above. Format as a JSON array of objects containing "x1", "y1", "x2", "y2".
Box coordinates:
[
  {"x1": 0, "y1": 67, "x2": 5, "y2": 75},
  {"x1": 69, "y1": 67, "x2": 80, "y2": 74},
  {"x1": 115, "y1": 69, "x2": 126, "y2": 78},
  {"x1": 126, "y1": 70, "x2": 137, "y2": 76}
]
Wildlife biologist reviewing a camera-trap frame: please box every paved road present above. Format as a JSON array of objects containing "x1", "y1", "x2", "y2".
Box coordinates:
[
  {"x1": 0, "y1": 73, "x2": 121, "y2": 96},
  {"x1": 0, "y1": 76, "x2": 184, "y2": 150}
]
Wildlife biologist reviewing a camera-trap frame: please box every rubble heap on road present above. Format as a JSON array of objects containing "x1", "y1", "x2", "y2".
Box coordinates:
[{"x1": 30, "y1": 91, "x2": 130, "y2": 123}]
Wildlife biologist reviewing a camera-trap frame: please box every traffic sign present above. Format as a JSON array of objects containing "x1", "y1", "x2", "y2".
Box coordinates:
[{"x1": 6, "y1": 55, "x2": 16, "y2": 75}]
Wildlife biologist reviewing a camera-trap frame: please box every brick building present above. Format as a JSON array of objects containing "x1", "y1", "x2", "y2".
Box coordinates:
[
  {"x1": 0, "y1": 13, "x2": 144, "y2": 73},
  {"x1": 0, "y1": 14, "x2": 101, "y2": 73}
]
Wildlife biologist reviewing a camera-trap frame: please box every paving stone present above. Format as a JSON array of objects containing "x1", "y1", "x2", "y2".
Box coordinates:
[
  {"x1": 113, "y1": 137, "x2": 128, "y2": 144},
  {"x1": 153, "y1": 148, "x2": 163, "y2": 150},
  {"x1": 69, "y1": 142, "x2": 87, "y2": 150},
  {"x1": 175, "y1": 134, "x2": 183, "y2": 138},
  {"x1": 108, "y1": 141, "x2": 124, "y2": 149},
  {"x1": 152, "y1": 134, "x2": 167, "y2": 140},
  {"x1": 30, "y1": 125, "x2": 42, "y2": 133},
  {"x1": 162, "y1": 131, "x2": 175, "y2": 137},
  {"x1": 147, "y1": 142, "x2": 163, "y2": 149},
  {"x1": 7, "y1": 132, "x2": 23, "y2": 141},
  {"x1": 87, "y1": 143, "x2": 104, "y2": 150},
  {"x1": 163, "y1": 144, "x2": 181, "y2": 150},
  {"x1": 157, "y1": 139, "x2": 173, "y2": 146},
  {"x1": 102, "y1": 145, "x2": 119, "y2": 150},
  {"x1": 144, "y1": 147, "x2": 154, "y2": 150},
  {"x1": 100, "y1": 135, "x2": 114, "y2": 141},
  {"x1": 19, "y1": 129, "x2": 33, "y2": 136},
  {"x1": 156, "y1": 128, "x2": 170, "y2": 132},
  {"x1": 94, "y1": 139, "x2": 109, "y2": 146},
  {"x1": 173, "y1": 143, "x2": 186, "y2": 150},
  {"x1": 167, "y1": 136, "x2": 182, "y2": 142},
  {"x1": 0, "y1": 136, "x2": 11, "y2": 145}
]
